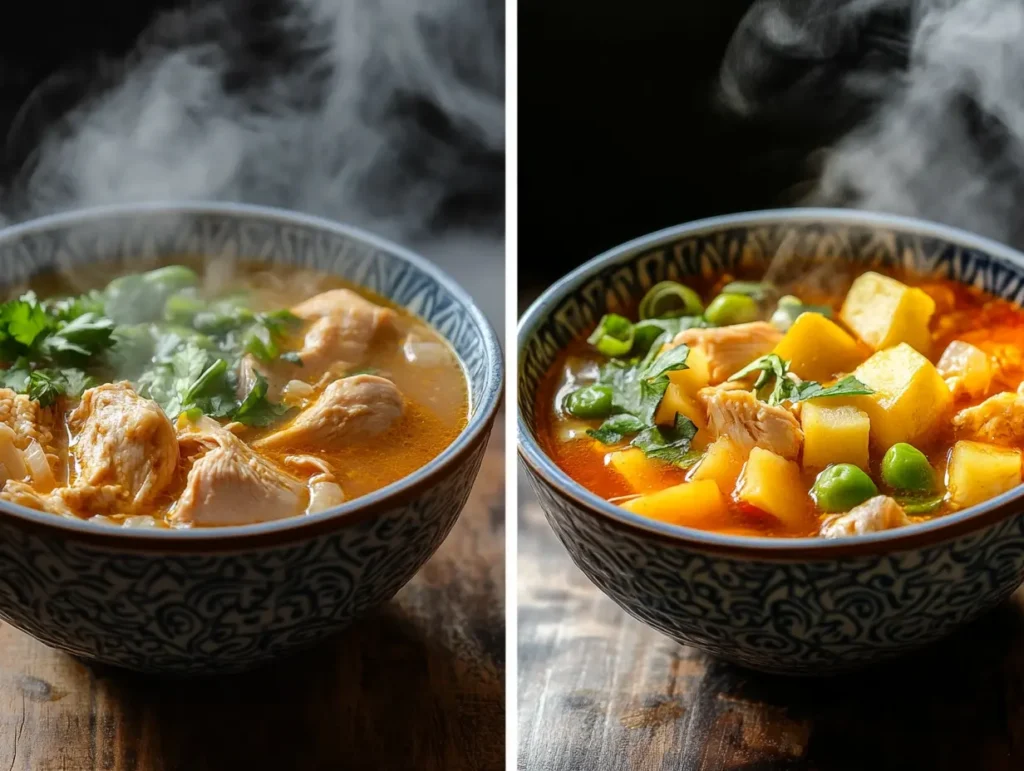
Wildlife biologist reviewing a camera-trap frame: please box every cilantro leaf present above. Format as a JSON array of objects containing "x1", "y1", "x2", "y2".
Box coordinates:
[
  {"x1": 234, "y1": 372, "x2": 292, "y2": 427},
  {"x1": 897, "y1": 493, "x2": 944, "y2": 515},
  {"x1": 588, "y1": 414, "x2": 648, "y2": 445},
  {"x1": 787, "y1": 376, "x2": 875, "y2": 403},
  {"x1": 42, "y1": 312, "x2": 116, "y2": 362},
  {"x1": 631, "y1": 414, "x2": 700, "y2": 465}
]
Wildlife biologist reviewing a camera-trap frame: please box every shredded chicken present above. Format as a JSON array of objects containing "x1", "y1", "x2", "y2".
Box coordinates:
[
  {"x1": 1, "y1": 480, "x2": 123, "y2": 518},
  {"x1": 67, "y1": 383, "x2": 178, "y2": 513},
  {"x1": 821, "y1": 496, "x2": 912, "y2": 538},
  {"x1": 173, "y1": 416, "x2": 308, "y2": 526},
  {"x1": 284, "y1": 455, "x2": 346, "y2": 513},
  {"x1": 242, "y1": 288, "x2": 396, "y2": 399},
  {"x1": 255, "y1": 374, "x2": 404, "y2": 451},
  {"x1": 669, "y1": 322, "x2": 782, "y2": 384},
  {"x1": 698, "y1": 387, "x2": 803, "y2": 460},
  {"x1": 953, "y1": 391, "x2": 1024, "y2": 446}
]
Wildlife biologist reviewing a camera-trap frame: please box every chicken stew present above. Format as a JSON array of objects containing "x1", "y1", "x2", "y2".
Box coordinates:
[
  {"x1": 0, "y1": 260, "x2": 467, "y2": 528},
  {"x1": 536, "y1": 270, "x2": 1024, "y2": 538}
]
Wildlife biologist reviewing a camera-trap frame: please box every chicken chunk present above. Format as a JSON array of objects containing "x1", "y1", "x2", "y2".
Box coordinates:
[
  {"x1": 242, "y1": 288, "x2": 396, "y2": 399},
  {"x1": 670, "y1": 322, "x2": 782, "y2": 384},
  {"x1": 67, "y1": 383, "x2": 178, "y2": 512},
  {"x1": 698, "y1": 386, "x2": 803, "y2": 460},
  {"x1": 1, "y1": 480, "x2": 122, "y2": 518},
  {"x1": 952, "y1": 391, "x2": 1024, "y2": 446},
  {"x1": 255, "y1": 375, "x2": 404, "y2": 451},
  {"x1": 173, "y1": 417, "x2": 307, "y2": 526},
  {"x1": 0, "y1": 388, "x2": 62, "y2": 482},
  {"x1": 820, "y1": 496, "x2": 911, "y2": 538}
]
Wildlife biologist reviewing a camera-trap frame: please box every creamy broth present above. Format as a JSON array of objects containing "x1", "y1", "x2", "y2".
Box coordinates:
[{"x1": 0, "y1": 259, "x2": 468, "y2": 528}]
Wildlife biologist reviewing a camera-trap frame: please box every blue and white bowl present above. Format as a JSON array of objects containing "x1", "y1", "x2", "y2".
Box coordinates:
[
  {"x1": 518, "y1": 209, "x2": 1024, "y2": 674},
  {"x1": 0, "y1": 202, "x2": 503, "y2": 674}
]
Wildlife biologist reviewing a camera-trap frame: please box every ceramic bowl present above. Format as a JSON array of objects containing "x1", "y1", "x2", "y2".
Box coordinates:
[
  {"x1": 0, "y1": 202, "x2": 503, "y2": 674},
  {"x1": 518, "y1": 208, "x2": 1024, "y2": 674}
]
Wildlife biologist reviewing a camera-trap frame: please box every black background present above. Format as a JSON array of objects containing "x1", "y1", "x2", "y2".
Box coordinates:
[{"x1": 517, "y1": 0, "x2": 908, "y2": 289}]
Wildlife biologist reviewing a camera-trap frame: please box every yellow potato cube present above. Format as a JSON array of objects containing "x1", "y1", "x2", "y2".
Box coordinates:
[
  {"x1": 736, "y1": 447, "x2": 808, "y2": 529},
  {"x1": 608, "y1": 448, "x2": 670, "y2": 494},
  {"x1": 772, "y1": 312, "x2": 865, "y2": 382},
  {"x1": 654, "y1": 383, "x2": 709, "y2": 449},
  {"x1": 621, "y1": 479, "x2": 727, "y2": 528},
  {"x1": 947, "y1": 440, "x2": 1022, "y2": 510},
  {"x1": 852, "y1": 343, "x2": 952, "y2": 450},
  {"x1": 687, "y1": 436, "x2": 747, "y2": 494},
  {"x1": 667, "y1": 345, "x2": 710, "y2": 395},
  {"x1": 840, "y1": 272, "x2": 936, "y2": 354},
  {"x1": 801, "y1": 401, "x2": 871, "y2": 470}
]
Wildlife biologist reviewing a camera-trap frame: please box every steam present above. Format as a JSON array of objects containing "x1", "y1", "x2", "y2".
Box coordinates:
[
  {"x1": 1, "y1": 0, "x2": 504, "y2": 331},
  {"x1": 720, "y1": 0, "x2": 1024, "y2": 248}
]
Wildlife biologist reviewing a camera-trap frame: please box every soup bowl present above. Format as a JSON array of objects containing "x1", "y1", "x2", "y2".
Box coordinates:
[
  {"x1": 518, "y1": 208, "x2": 1024, "y2": 674},
  {"x1": 0, "y1": 202, "x2": 502, "y2": 674}
]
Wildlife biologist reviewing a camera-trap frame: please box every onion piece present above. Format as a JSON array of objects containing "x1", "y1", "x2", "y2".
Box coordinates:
[
  {"x1": 307, "y1": 479, "x2": 345, "y2": 513},
  {"x1": 0, "y1": 425, "x2": 27, "y2": 482},
  {"x1": 23, "y1": 440, "x2": 55, "y2": 493},
  {"x1": 281, "y1": 379, "x2": 315, "y2": 407},
  {"x1": 403, "y1": 337, "x2": 451, "y2": 367}
]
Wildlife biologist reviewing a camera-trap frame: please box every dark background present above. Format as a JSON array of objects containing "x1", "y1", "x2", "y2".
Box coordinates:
[{"x1": 518, "y1": 0, "x2": 911, "y2": 292}]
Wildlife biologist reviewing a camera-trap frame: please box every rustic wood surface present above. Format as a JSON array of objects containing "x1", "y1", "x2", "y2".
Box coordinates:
[
  {"x1": 518, "y1": 468, "x2": 1024, "y2": 771},
  {"x1": 0, "y1": 420, "x2": 505, "y2": 771}
]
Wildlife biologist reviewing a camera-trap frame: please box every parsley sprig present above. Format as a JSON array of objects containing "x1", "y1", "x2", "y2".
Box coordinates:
[{"x1": 728, "y1": 354, "x2": 875, "y2": 406}]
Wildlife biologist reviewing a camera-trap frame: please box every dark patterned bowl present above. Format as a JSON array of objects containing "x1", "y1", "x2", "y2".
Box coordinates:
[
  {"x1": 0, "y1": 202, "x2": 503, "y2": 674},
  {"x1": 518, "y1": 209, "x2": 1024, "y2": 674}
]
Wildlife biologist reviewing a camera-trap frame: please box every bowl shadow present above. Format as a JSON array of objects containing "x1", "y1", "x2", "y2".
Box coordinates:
[
  {"x1": 691, "y1": 595, "x2": 1024, "y2": 769},
  {"x1": 86, "y1": 606, "x2": 505, "y2": 771}
]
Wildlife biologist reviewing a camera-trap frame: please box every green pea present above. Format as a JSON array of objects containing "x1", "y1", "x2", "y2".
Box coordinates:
[
  {"x1": 564, "y1": 384, "x2": 614, "y2": 419},
  {"x1": 811, "y1": 464, "x2": 879, "y2": 513},
  {"x1": 704, "y1": 293, "x2": 760, "y2": 326},
  {"x1": 881, "y1": 443, "x2": 935, "y2": 493}
]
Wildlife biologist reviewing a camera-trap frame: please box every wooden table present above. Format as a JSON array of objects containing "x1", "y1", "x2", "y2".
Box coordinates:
[
  {"x1": 518, "y1": 468, "x2": 1024, "y2": 771},
  {"x1": 0, "y1": 422, "x2": 505, "y2": 771}
]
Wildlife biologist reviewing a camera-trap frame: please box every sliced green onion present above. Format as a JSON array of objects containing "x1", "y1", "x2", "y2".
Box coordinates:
[
  {"x1": 587, "y1": 314, "x2": 634, "y2": 357},
  {"x1": 638, "y1": 281, "x2": 704, "y2": 320},
  {"x1": 897, "y1": 493, "x2": 944, "y2": 515},
  {"x1": 720, "y1": 281, "x2": 775, "y2": 301}
]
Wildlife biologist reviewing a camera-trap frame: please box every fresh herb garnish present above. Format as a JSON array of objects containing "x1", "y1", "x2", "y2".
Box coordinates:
[
  {"x1": 897, "y1": 493, "x2": 944, "y2": 515},
  {"x1": 587, "y1": 343, "x2": 699, "y2": 465},
  {"x1": 728, "y1": 354, "x2": 874, "y2": 406},
  {"x1": 233, "y1": 372, "x2": 292, "y2": 427}
]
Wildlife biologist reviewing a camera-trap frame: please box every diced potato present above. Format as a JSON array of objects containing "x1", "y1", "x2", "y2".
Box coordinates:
[
  {"x1": 947, "y1": 440, "x2": 1022, "y2": 509},
  {"x1": 840, "y1": 272, "x2": 936, "y2": 354},
  {"x1": 687, "y1": 436, "x2": 747, "y2": 494},
  {"x1": 772, "y1": 312, "x2": 866, "y2": 382},
  {"x1": 608, "y1": 448, "x2": 669, "y2": 494},
  {"x1": 667, "y1": 345, "x2": 711, "y2": 395},
  {"x1": 801, "y1": 401, "x2": 871, "y2": 470},
  {"x1": 654, "y1": 383, "x2": 710, "y2": 449},
  {"x1": 621, "y1": 479, "x2": 727, "y2": 528},
  {"x1": 852, "y1": 343, "x2": 952, "y2": 450},
  {"x1": 735, "y1": 447, "x2": 808, "y2": 529},
  {"x1": 937, "y1": 340, "x2": 992, "y2": 399}
]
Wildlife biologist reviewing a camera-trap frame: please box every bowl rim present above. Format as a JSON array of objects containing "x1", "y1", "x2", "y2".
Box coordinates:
[
  {"x1": 518, "y1": 207, "x2": 1024, "y2": 558},
  {"x1": 0, "y1": 200, "x2": 504, "y2": 549}
]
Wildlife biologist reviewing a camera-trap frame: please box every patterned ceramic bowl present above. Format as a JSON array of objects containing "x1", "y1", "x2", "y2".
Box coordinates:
[
  {"x1": 0, "y1": 202, "x2": 503, "y2": 674},
  {"x1": 518, "y1": 209, "x2": 1024, "y2": 674}
]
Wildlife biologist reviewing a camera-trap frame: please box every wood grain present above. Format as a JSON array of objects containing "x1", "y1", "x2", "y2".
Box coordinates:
[
  {"x1": 0, "y1": 421, "x2": 505, "y2": 771},
  {"x1": 518, "y1": 467, "x2": 1024, "y2": 771}
]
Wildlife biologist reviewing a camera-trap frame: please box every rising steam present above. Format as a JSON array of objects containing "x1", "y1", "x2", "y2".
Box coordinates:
[
  {"x1": 1, "y1": 0, "x2": 504, "y2": 331},
  {"x1": 720, "y1": 0, "x2": 1024, "y2": 248}
]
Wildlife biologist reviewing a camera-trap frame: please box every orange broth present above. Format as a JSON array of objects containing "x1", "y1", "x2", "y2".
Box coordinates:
[{"x1": 535, "y1": 272, "x2": 1024, "y2": 538}]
